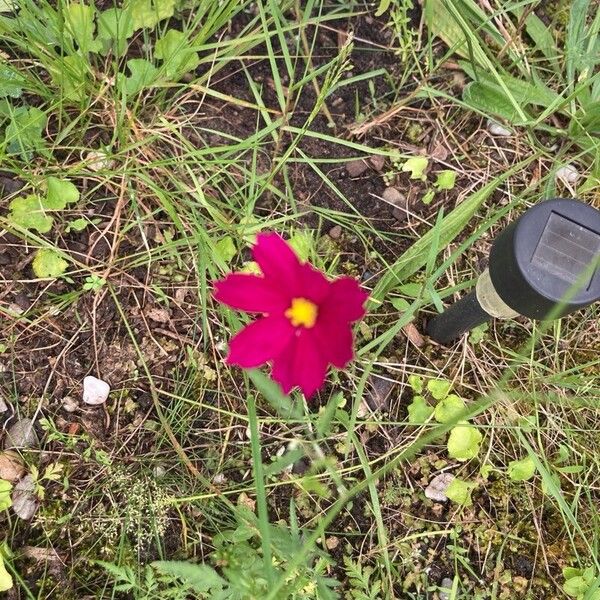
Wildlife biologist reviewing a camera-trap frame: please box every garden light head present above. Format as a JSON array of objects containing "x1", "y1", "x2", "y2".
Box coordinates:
[{"x1": 426, "y1": 198, "x2": 600, "y2": 345}]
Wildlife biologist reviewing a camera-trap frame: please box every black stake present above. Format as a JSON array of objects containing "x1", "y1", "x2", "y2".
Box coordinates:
[{"x1": 426, "y1": 198, "x2": 600, "y2": 345}]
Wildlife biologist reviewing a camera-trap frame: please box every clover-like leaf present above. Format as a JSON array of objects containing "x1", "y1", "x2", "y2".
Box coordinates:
[
  {"x1": 434, "y1": 394, "x2": 466, "y2": 424},
  {"x1": 427, "y1": 378, "x2": 451, "y2": 400},
  {"x1": 0, "y1": 479, "x2": 12, "y2": 511},
  {"x1": 5, "y1": 106, "x2": 47, "y2": 160},
  {"x1": 46, "y1": 177, "x2": 79, "y2": 210},
  {"x1": 97, "y1": 7, "x2": 134, "y2": 55},
  {"x1": 8, "y1": 195, "x2": 53, "y2": 233},
  {"x1": 127, "y1": 0, "x2": 175, "y2": 29},
  {"x1": 121, "y1": 58, "x2": 158, "y2": 95},
  {"x1": 408, "y1": 374, "x2": 423, "y2": 393},
  {"x1": 435, "y1": 170, "x2": 457, "y2": 191},
  {"x1": 32, "y1": 249, "x2": 69, "y2": 279},
  {"x1": 155, "y1": 29, "x2": 200, "y2": 79},
  {"x1": 447, "y1": 424, "x2": 482, "y2": 461},
  {"x1": 407, "y1": 395, "x2": 433, "y2": 424},
  {"x1": 214, "y1": 236, "x2": 237, "y2": 264},
  {"x1": 507, "y1": 456, "x2": 536, "y2": 482},
  {"x1": 0, "y1": 551, "x2": 13, "y2": 592},
  {"x1": 65, "y1": 2, "x2": 102, "y2": 55},
  {"x1": 0, "y1": 65, "x2": 24, "y2": 99},
  {"x1": 402, "y1": 156, "x2": 428, "y2": 181},
  {"x1": 445, "y1": 477, "x2": 476, "y2": 507}
]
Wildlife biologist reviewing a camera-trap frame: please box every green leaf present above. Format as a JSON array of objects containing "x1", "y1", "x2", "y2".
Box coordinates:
[
  {"x1": 127, "y1": 0, "x2": 176, "y2": 29},
  {"x1": 8, "y1": 195, "x2": 53, "y2": 233},
  {"x1": 391, "y1": 297, "x2": 410, "y2": 312},
  {"x1": 447, "y1": 425, "x2": 483, "y2": 461},
  {"x1": 289, "y1": 231, "x2": 312, "y2": 261},
  {"x1": 49, "y1": 54, "x2": 88, "y2": 102},
  {"x1": 0, "y1": 552, "x2": 13, "y2": 592},
  {"x1": 0, "y1": 479, "x2": 12, "y2": 511},
  {"x1": 435, "y1": 170, "x2": 456, "y2": 191},
  {"x1": 408, "y1": 375, "x2": 423, "y2": 393},
  {"x1": 427, "y1": 379, "x2": 451, "y2": 400},
  {"x1": 214, "y1": 236, "x2": 237, "y2": 264},
  {"x1": 155, "y1": 29, "x2": 199, "y2": 79},
  {"x1": 445, "y1": 478, "x2": 476, "y2": 507},
  {"x1": 422, "y1": 189, "x2": 435, "y2": 205},
  {"x1": 65, "y1": 3, "x2": 102, "y2": 55},
  {"x1": 407, "y1": 395, "x2": 433, "y2": 424},
  {"x1": 66, "y1": 218, "x2": 89, "y2": 233},
  {"x1": 434, "y1": 394, "x2": 465, "y2": 424},
  {"x1": 46, "y1": 177, "x2": 79, "y2": 210},
  {"x1": 468, "y1": 323, "x2": 488, "y2": 344},
  {"x1": 402, "y1": 156, "x2": 428, "y2": 181},
  {"x1": 507, "y1": 456, "x2": 536, "y2": 482},
  {"x1": 97, "y1": 7, "x2": 134, "y2": 55},
  {"x1": 563, "y1": 575, "x2": 589, "y2": 597},
  {"x1": 32, "y1": 249, "x2": 69, "y2": 279},
  {"x1": 0, "y1": 65, "x2": 24, "y2": 98},
  {"x1": 463, "y1": 81, "x2": 527, "y2": 124},
  {"x1": 5, "y1": 106, "x2": 47, "y2": 160},
  {"x1": 151, "y1": 561, "x2": 226, "y2": 593},
  {"x1": 121, "y1": 59, "x2": 158, "y2": 95}
]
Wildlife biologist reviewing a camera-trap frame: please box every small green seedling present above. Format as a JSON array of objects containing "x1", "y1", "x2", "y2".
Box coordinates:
[
  {"x1": 32, "y1": 249, "x2": 69, "y2": 279},
  {"x1": 445, "y1": 478, "x2": 477, "y2": 507}
]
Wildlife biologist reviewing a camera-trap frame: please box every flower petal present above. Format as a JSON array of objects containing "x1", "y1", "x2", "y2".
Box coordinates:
[
  {"x1": 213, "y1": 273, "x2": 287, "y2": 313},
  {"x1": 252, "y1": 233, "x2": 302, "y2": 291},
  {"x1": 313, "y1": 320, "x2": 354, "y2": 369},
  {"x1": 227, "y1": 315, "x2": 294, "y2": 368},
  {"x1": 320, "y1": 276, "x2": 368, "y2": 323},
  {"x1": 299, "y1": 263, "x2": 330, "y2": 304},
  {"x1": 271, "y1": 330, "x2": 328, "y2": 397}
]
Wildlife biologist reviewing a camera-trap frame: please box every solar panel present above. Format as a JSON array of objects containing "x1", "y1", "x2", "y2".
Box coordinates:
[{"x1": 531, "y1": 212, "x2": 600, "y2": 288}]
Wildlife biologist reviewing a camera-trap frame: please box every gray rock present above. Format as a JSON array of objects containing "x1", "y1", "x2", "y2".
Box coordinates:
[
  {"x1": 328, "y1": 225, "x2": 342, "y2": 239},
  {"x1": 369, "y1": 154, "x2": 385, "y2": 172},
  {"x1": 439, "y1": 577, "x2": 454, "y2": 600},
  {"x1": 346, "y1": 159, "x2": 369, "y2": 177},
  {"x1": 425, "y1": 473, "x2": 454, "y2": 502},
  {"x1": 366, "y1": 375, "x2": 394, "y2": 410},
  {"x1": 12, "y1": 474, "x2": 38, "y2": 520},
  {"x1": 5, "y1": 418, "x2": 39, "y2": 450},
  {"x1": 382, "y1": 187, "x2": 405, "y2": 206}
]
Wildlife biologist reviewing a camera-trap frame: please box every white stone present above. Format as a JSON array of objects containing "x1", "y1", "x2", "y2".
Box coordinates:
[
  {"x1": 425, "y1": 472, "x2": 454, "y2": 502},
  {"x1": 487, "y1": 120, "x2": 512, "y2": 136},
  {"x1": 439, "y1": 577, "x2": 454, "y2": 600},
  {"x1": 556, "y1": 164, "x2": 579, "y2": 184},
  {"x1": 83, "y1": 376, "x2": 110, "y2": 405},
  {"x1": 0, "y1": 397, "x2": 8, "y2": 413},
  {"x1": 62, "y1": 396, "x2": 78, "y2": 413}
]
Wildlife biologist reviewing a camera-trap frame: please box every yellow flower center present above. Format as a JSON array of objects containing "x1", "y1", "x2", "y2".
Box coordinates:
[{"x1": 285, "y1": 297, "x2": 318, "y2": 328}]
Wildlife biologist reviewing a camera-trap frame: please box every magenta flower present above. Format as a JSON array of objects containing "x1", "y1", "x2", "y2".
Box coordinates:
[{"x1": 213, "y1": 233, "x2": 368, "y2": 397}]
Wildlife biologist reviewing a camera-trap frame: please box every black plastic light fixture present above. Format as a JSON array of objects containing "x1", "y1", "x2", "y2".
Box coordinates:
[{"x1": 426, "y1": 198, "x2": 600, "y2": 344}]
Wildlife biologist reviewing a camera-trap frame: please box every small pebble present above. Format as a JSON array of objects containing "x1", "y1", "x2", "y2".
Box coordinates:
[
  {"x1": 154, "y1": 465, "x2": 167, "y2": 479},
  {"x1": 425, "y1": 473, "x2": 454, "y2": 502},
  {"x1": 12, "y1": 474, "x2": 38, "y2": 520},
  {"x1": 0, "y1": 451, "x2": 26, "y2": 482},
  {"x1": 213, "y1": 473, "x2": 227, "y2": 485},
  {"x1": 556, "y1": 164, "x2": 579, "y2": 184},
  {"x1": 392, "y1": 207, "x2": 409, "y2": 222},
  {"x1": 382, "y1": 187, "x2": 406, "y2": 206},
  {"x1": 368, "y1": 154, "x2": 385, "y2": 172},
  {"x1": 62, "y1": 396, "x2": 78, "y2": 413},
  {"x1": 83, "y1": 376, "x2": 110, "y2": 406},
  {"x1": 346, "y1": 158, "x2": 369, "y2": 177},
  {"x1": 0, "y1": 397, "x2": 8, "y2": 413},
  {"x1": 366, "y1": 375, "x2": 394, "y2": 411},
  {"x1": 5, "y1": 418, "x2": 39, "y2": 450},
  {"x1": 439, "y1": 577, "x2": 454, "y2": 600},
  {"x1": 328, "y1": 225, "x2": 342, "y2": 239},
  {"x1": 487, "y1": 119, "x2": 512, "y2": 136}
]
